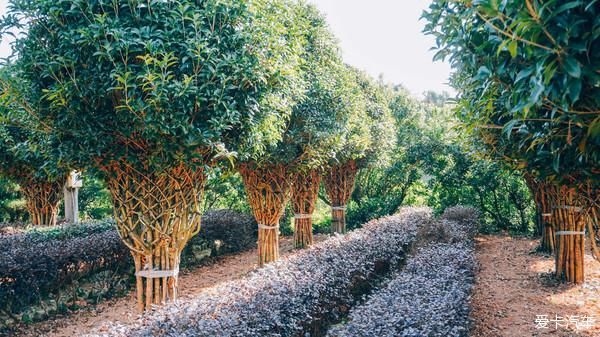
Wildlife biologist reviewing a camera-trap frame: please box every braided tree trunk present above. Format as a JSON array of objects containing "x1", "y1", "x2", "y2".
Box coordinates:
[
  {"x1": 21, "y1": 178, "x2": 63, "y2": 226},
  {"x1": 524, "y1": 174, "x2": 543, "y2": 236},
  {"x1": 537, "y1": 182, "x2": 555, "y2": 254},
  {"x1": 549, "y1": 185, "x2": 585, "y2": 284},
  {"x1": 324, "y1": 160, "x2": 358, "y2": 234},
  {"x1": 104, "y1": 162, "x2": 205, "y2": 311},
  {"x1": 589, "y1": 206, "x2": 600, "y2": 261},
  {"x1": 239, "y1": 163, "x2": 291, "y2": 265},
  {"x1": 581, "y1": 181, "x2": 599, "y2": 261},
  {"x1": 291, "y1": 170, "x2": 321, "y2": 249}
]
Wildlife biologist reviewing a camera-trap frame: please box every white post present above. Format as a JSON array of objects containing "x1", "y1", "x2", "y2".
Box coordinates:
[{"x1": 64, "y1": 171, "x2": 82, "y2": 223}]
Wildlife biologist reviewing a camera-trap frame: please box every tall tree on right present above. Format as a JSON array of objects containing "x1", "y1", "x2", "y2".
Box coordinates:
[{"x1": 424, "y1": 0, "x2": 599, "y2": 283}]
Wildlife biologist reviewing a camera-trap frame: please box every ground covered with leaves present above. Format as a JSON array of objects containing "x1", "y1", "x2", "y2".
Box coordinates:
[{"x1": 470, "y1": 236, "x2": 600, "y2": 337}]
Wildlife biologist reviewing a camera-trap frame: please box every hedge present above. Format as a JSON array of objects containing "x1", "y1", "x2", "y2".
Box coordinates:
[
  {"x1": 327, "y1": 206, "x2": 477, "y2": 337},
  {"x1": 0, "y1": 220, "x2": 115, "y2": 251},
  {"x1": 100, "y1": 207, "x2": 433, "y2": 337},
  {"x1": 0, "y1": 210, "x2": 256, "y2": 329}
]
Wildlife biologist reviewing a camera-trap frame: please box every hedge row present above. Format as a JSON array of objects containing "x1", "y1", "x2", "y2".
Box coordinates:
[
  {"x1": 0, "y1": 220, "x2": 114, "y2": 250},
  {"x1": 101, "y1": 207, "x2": 434, "y2": 337},
  {"x1": 327, "y1": 206, "x2": 477, "y2": 337},
  {"x1": 0, "y1": 210, "x2": 256, "y2": 329}
]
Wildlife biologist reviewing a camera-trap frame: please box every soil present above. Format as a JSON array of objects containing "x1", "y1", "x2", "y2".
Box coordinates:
[
  {"x1": 470, "y1": 235, "x2": 600, "y2": 337},
  {"x1": 18, "y1": 235, "x2": 325, "y2": 337}
]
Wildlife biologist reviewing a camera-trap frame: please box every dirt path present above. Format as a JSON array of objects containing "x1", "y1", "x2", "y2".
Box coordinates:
[
  {"x1": 470, "y1": 235, "x2": 600, "y2": 337},
  {"x1": 19, "y1": 236, "x2": 323, "y2": 337}
]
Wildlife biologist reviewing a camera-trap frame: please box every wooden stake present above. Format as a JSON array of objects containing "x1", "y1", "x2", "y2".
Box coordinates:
[{"x1": 550, "y1": 185, "x2": 585, "y2": 284}]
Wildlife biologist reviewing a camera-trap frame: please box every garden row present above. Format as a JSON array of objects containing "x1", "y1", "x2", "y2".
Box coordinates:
[
  {"x1": 101, "y1": 207, "x2": 434, "y2": 337},
  {"x1": 327, "y1": 206, "x2": 477, "y2": 337},
  {"x1": 0, "y1": 210, "x2": 256, "y2": 330}
]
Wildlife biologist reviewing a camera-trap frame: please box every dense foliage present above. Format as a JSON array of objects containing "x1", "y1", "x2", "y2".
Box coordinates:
[
  {"x1": 423, "y1": 0, "x2": 600, "y2": 180},
  {"x1": 1, "y1": 0, "x2": 307, "y2": 171},
  {"x1": 342, "y1": 85, "x2": 534, "y2": 234}
]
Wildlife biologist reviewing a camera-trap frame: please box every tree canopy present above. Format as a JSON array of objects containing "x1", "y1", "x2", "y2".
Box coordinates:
[
  {"x1": 423, "y1": 0, "x2": 600, "y2": 182},
  {"x1": 1, "y1": 0, "x2": 306, "y2": 173},
  {"x1": 0, "y1": 66, "x2": 63, "y2": 182}
]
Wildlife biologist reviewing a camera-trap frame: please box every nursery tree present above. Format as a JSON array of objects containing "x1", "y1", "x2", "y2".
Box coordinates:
[
  {"x1": 286, "y1": 4, "x2": 355, "y2": 248},
  {"x1": 324, "y1": 68, "x2": 395, "y2": 234},
  {"x1": 424, "y1": 0, "x2": 599, "y2": 283},
  {"x1": 229, "y1": 0, "x2": 307, "y2": 264},
  {"x1": 3, "y1": 0, "x2": 305, "y2": 310},
  {"x1": 0, "y1": 69, "x2": 65, "y2": 226}
]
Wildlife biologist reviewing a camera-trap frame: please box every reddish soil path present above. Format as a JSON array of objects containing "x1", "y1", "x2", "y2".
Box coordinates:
[
  {"x1": 19, "y1": 236, "x2": 324, "y2": 337},
  {"x1": 470, "y1": 235, "x2": 600, "y2": 337}
]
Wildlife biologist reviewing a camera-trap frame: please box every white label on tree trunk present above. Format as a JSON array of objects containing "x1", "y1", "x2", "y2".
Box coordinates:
[
  {"x1": 555, "y1": 231, "x2": 585, "y2": 236},
  {"x1": 136, "y1": 268, "x2": 179, "y2": 278}
]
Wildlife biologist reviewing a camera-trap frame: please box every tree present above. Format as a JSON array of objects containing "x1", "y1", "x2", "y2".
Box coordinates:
[
  {"x1": 323, "y1": 67, "x2": 395, "y2": 233},
  {"x1": 227, "y1": 0, "x2": 309, "y2": 265},
  {"x1": 424, "y1": 0, "x2": 600, "y2": 283},
  {"x1": 0, "y1": 68, "x2": 65, "y2": 226},
  {"x1": 286, "y1": 3, "x2": 355, "y2": 248},
  {"x1": 348, "y1": 86, "x2": 432, "y2": 228},
  {"x1": 3, "y1": 0, "x2": 306, "y2": 310}
]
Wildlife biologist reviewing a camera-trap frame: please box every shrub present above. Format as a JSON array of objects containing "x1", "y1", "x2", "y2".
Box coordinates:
[
  {"x1": 0, "y1": 210, "x2": 256, "y2": 329},
  {"x1": 327, "y1": 211, "x2": 476, "y2": 337},
  {"x1": 0, "y1": 229, "x2": 131, "y2": 323},
  {"x1": 0, "y1": 220, "x2": 114, "y2": 247},
  {"x1": 100, "y1": 207, "x2": 433, "y2": 337},
  {"x1": 181, "y1": 210, "x2": 257, "y2": 267},
  {"x1": 441, "y1": 205, "x2": 479, "y2": 225}
]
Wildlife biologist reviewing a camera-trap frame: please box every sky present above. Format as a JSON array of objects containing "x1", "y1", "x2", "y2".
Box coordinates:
[
  {"x1": 0, "y1": 0, "x2": 453, "y2": 97},
  {"x1": 308, "y1": 0, "x2": 453, "y2": 97}
]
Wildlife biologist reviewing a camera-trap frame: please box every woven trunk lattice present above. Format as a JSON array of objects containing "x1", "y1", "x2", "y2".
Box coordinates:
[
  {"x1": 291, "y1": 170, "x2": 321, "y2": 248},
  {"x1": 534, "y1": 181, "x2": 555, "y2": 254},
  {"x1": 581, "y1": 181, "x2": 599, "y2": 261},
  {"x1": 324, "y1": 160, "x2": 358, "y2": 234},
  {"x1": 549, "y1": 185, "x2": 585, "y2": 284},
  {"x1": 104, "y1": 162, "x2": 205, "y2": 311},
  {"x1": 21, "y1": 178, "x2": 63, "y2": 226},
  {"x1": 239, "y1": 163, "x2": 291, "y2": 265}
]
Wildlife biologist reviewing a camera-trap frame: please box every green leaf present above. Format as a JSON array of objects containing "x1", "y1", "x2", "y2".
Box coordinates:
[
  {"x1": 567, "y1": 79, "x2": 582, "y2": 102},
  {"x1": 515, "y1": 68, "x2": 533, "y2": 83},
  {"x1": 563, "y1": 57, "x2": 581, "y2": 78},
  {"x1": 508, "y1": 40, "x2": 518, "y2": 58},
  {"x1": 554, "y1": 1, "x2": 583, "y2": 16},
  {"x1": 588, "y1": 117, "x2": 600, "y2": 137}
]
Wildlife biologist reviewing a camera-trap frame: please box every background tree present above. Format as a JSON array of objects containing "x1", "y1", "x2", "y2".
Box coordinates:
[
  {"x1": 286, "y1": 3, "x2": 354, "y2": 248},
  {"x1": 324, "y1": 67, "x2": 395, "y2": 234},
  {"x1": 228, "y1": 0, "x2": 307, "y2": 265},
  {"x1": 0, "y1": 69, "x2": 65, "y2": 226}
]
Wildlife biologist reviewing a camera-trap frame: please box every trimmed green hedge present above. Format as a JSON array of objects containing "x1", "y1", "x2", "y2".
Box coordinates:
[{"x1": 0, "y1": 210, "x2": 256, "y2": 330}]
